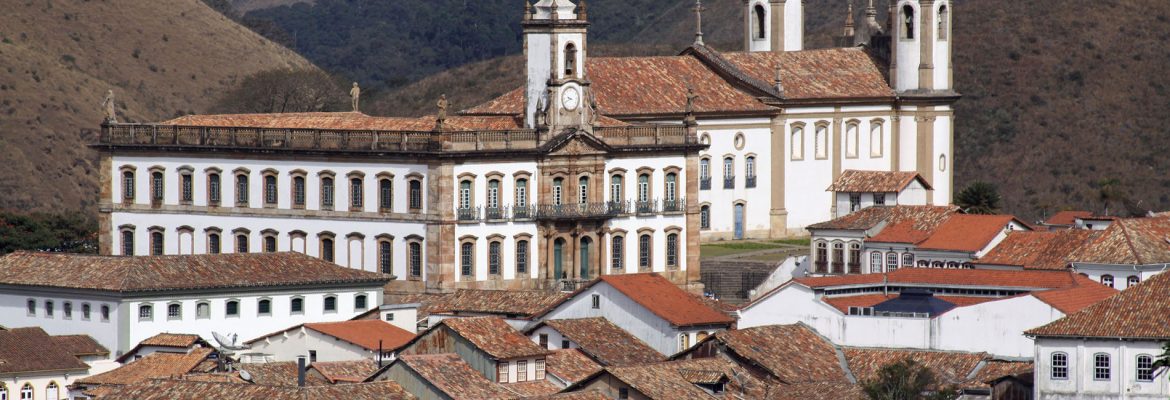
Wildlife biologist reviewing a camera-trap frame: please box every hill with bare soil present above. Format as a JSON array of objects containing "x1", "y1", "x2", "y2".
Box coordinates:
[{"x1": 0, "y1": 0, "x2": 313, "y2": 212}]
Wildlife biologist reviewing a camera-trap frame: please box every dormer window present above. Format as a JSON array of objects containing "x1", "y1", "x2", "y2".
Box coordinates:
[{"x1": 564, "y1": 43, "x2": 577, "y2": 76}]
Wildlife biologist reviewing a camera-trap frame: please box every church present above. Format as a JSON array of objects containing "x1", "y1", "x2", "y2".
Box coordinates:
[{"x1": 93, "y1": 0, "x2": 957, "y2": 292}]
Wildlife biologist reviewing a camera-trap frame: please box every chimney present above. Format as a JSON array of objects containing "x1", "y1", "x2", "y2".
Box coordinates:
[{"x1": 297, "y1": 356, "x2": 307, "y2": 387}]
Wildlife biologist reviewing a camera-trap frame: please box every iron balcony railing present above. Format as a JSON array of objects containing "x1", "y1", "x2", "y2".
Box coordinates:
[
  {"x1": 662, "y1": 199, "x2": 682, "y2": 213},
  {"x1": 457, "y1": 207, "x2": 479, "y2": 221},
  {"x1": 456, "y1": 199, "x2": 686, "y2": 223},
  {"x1": 484, "y1": 207, "x2": 505, "y2": 220},
  {"x1": 723, "y1": 176, "x2": 735, "y2": 189},
  {"x1": 700, "y1": 177, "x2": 711, "y2": 190},
  {"x1": 745, "y1": 176, "x2": 757, "y2": 188}
]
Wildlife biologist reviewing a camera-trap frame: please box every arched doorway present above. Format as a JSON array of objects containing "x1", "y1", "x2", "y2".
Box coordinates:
[
  {"x1": 580, "y1": 237, "x2": 592, "y2": 280},
  {"x1": 553, "y1": 238, "x2": 565, "y2": 280}
]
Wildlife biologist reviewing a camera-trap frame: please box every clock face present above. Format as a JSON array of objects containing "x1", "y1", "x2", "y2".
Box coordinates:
[{"x1": 561, "y1": 87, "x2": 580, "y2": 111}]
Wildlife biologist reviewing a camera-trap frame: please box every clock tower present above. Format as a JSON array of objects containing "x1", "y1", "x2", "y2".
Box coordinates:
[{"x1": 523, "y1": 0, "x2": 596, "y2": 131}]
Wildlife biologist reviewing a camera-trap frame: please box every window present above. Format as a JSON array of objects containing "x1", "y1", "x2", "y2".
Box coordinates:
[
  {"x1": 815, "y1": 125, "x2": 828, "y2": 159},
  {"x1": 226, "y1": 300, "x2": 239, "y2": 317},
  {"x1": 516, "y1": 240, "x2": 529, "y2": 274},
  {"x1": 870, "y1": 252, "x2": 883, "y2": 273},
  {"x1": 46, "y1": 382, "x2": 58, "y2": 400},
  {"x1": 355, "y1": 294, "x2": 368, "y2": 310},
  {"x1": 874, "y1": 193, "x2": 886, "y2": 206},
  {"x1": 151, "y1": 170, "x2": 165, "y2": 204},
  {"x1": 461, "y1": 241, "x2": 474, "y2": 277},
  {"x1": 485, "y1": 179, "x2": 500, "y2": 210},
  {"x1": 101, "y1": 305, "x2": 110, "y2": 321},
  {"x1": 379, "y1": 178, "x2": 393, "y2": 211},
  {"x1": 745, "y1": 156, "x2": 756, "y2": 188},
  {"x1": 290, "y1": 297, "x2": 304, "y2": 314},
  {"x1": 82, "y1": 303, "x2": 91, "y2": 320},
  {"x1": 44, "y1": 300, "x2": 54, "y2": 318},
  {"x1": 263, "y1": 235, "x2": 277, "y2": 253},
  {"x1": 886, "y1": 252, "x2": 898, "y2": 272},
  {"x1": 139, "y1": 304, "x2": 153, "y2": 320},
  {"x1": 459, "y1": 180, "x2": 472, "y2": 210},
  {"x1": 489, "y1": 241, "x2": 502, "y2": 275},
  {"x1": 150, "y1": 230, "x2": 164, "y2": 255},
  {"x1": 163, "y1": 303, "x2": 179, "y2": 320},
  {"x1": 753, "y1": 4, "x2": 766, "y2": 39},
  {"x1": 850, "y1": 194, "x2": 861, "y2": 212},
  {"x1": 680, "y1": 334, "x2": 690, "y2": 350},
  {"x1": 591, "y1": 294, "x2": 600, "y2": 309},
  {"x1": 180, "y1": 171, "x2": 194, "y2": 204},
  {"x1": 1127, "y1": 275, "x2": 1140, "y2": 287},
  {"x1": 564, "y1": 43, "x2": 577, "y2": 76},
  {"x1": 846, "y1": 122, "x2": 859, "y2": 158},
  {"x1": 699, "y1": 159, "x2": 710, "y2": 190},
  {"x1": 196, "y1": 302, "x2": 210, "y2": 319},
  {"x1": 121, "y1": 229, "x2": 134, "y2": 256},
  {"x1": 263, "y1": 174, "x2": 278, "y2": 205},
  {"x1": 385, "y1": 313, "x2": 395, "y2": 321},
  {"x1": 208, "y1": 233, "x2": 221, "y2": 254},
  {"x1": 122, "y1": 169, "x2": 136, "y2": 201},
  {"x1": 516, "y1": 178, "x2": 529, "y2": 207},
  {"x1": 539, "y1": 334, "x2": 549, "y2": 349},
  {"x1": 535, "y1": 358, "x2": 546, "y2": 379},
  {"x1": 20, "y1": 384, "x2": 31, "y2": 400},
  {"x1": 497, "y1": 361, "x2": 510, "y2": 383},
  {"x1": 553, "y1": 178, "x2": 564, "y2": 206},
  {"x1": 1137, "y1": 354, "x2": 1154, "y2": 381},
  {"x1": 870, "y1": 122, "x2": 884, "y2": 157},
  {"x1": 638, "y1": 174, "x2": 650, "y2": 203},
  {"x1": 257, "y1": 299, "x2": 271, "y2": 315},
  {"x1": 815, "y1": 242, "x2": 828, "y2": 273},
  {"x1": 409, "y1": 241, "x2": 422, "y2": 277},
  {"x1": 350, "y1": 177, "x2": 364, "y2": 209},
  {"x1": 309, "y1": 350, "x2": 317, "y2": 363},
  {"x1": 903, "y1": 5, "x2": 915, "y2": 39},
  {"x1": 517, "y1": 360, "x2": 528, "y2": 382},
  {"x1": 578, "y1": 176, "x2": 589, "y2": 204},
  {"x1": 791, "y1": 127, "x2": 804, "y2": 160},
  {"x1": 409, "y1": 178, "x2": 423, "y2": 210},
  {"x1": 321, "y1": 176, "x2": 335, "y2": 210},
  {"x1": 700, "y1": 205, "x2": 710, "y2": 229},
  {"x1": 901, "y1": 253, "x2": 914, "y2": 269},
  {"x1": 832, "y1": 243, "x2": 844, "y2": 273},
  {"x1": 639, "y1": 234, "x2": 651, "y2": 270},
  {"x1": 664, "y1": 173, "x2": 677, "y2": 202},
  {"x1": 0, "y1": 384, "x2": 7, "y2": 400},
  {"x1": 324, "y1": 296, "x2": 337, "y2": 312},
  {"x1": 293, "y1": 176, "x2": 306, "y2": 208},
  {"x1": 666, "y1": 233, "x2": 679, "y2": 268},
  {"x1": 848, "y1": 243, "x2": 861, "y2": 273},
  {"x1": 938, "y1": 5, "x2": 949, "y2": 40},
  {"x1": 723, "y1": 157, "x2": 734, "y2": 189},
  {"x1": 1101, "y1": 275, "x2": 1114, "y2": 288},
  {"x1": 1094, "y1": 353, "x2": 1111, "y2": 380},
  {"x1": 612, "y1": 236, "x2": 624, "y2": 270},
  {"x1": 236, "y1": 173, "x2": 249, "y2": 205},
  {"x1": 379, "y1": 240, "x2": 393, "y2": 274},
  {"x1": 619, "y1": 388, "x2": 629, "y2": 400},
  {"x1": 208, "y1": 172, "x2": 221, "y2": 204},
  {"x1": 236, "y1": 234, "x2": 249, "y2": 254},
  {"x1": 939, "y1": 154, "x2": 947, "y2": 172},
  {"x1": 321, "y1": 237, "x2": 335, "y2": 262}
]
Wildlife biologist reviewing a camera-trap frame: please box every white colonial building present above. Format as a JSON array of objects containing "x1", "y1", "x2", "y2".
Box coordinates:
[{"x1": 0, "y1": 252, "x2": 388, "y2": 356}]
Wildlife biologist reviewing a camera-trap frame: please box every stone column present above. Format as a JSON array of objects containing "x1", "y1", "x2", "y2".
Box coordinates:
[
  {"x1": 685, "y1": 150, "x2": 702, "y2": 285},
  {"x1": 98, "y1": 152, "x2": 113, "y2": 255},
  {"x1": 918, "y1": 0, "x2": 936, "y2": 90},
  {"x1": 915, "y1": 113, "x2": 937, "y2": 204},
  {"x1": 426, "y1": 162, "x2": 456, "y2": 292},
  {"x1": 769, "y1": 0, "x2": 786, "y2": 52},
  {"x1": 768, "y1": 115, "x2": 788, "y2": 238}
]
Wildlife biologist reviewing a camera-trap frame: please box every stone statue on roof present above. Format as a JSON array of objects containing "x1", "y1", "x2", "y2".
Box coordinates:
[
  {"x1": 101, "y1": 90, "x2": 116, "y2": 123},
  {"x1": 685, "y1": 86, "x2": 699, "y2": 114},
  {"x1": 350, "y1": 82, "x2": 361, "y2": 112},
  {"x1": 437, "y1": 94, "x2": 449, "y2": 121}
]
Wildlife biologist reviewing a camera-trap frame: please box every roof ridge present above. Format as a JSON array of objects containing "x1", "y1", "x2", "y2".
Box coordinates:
[
  {"x1": 684, "y1": 44, "x2": 782, "y2": 99},
  {"x1": 1118, "y1": 219, "x2": 1145, "y2": 265}
]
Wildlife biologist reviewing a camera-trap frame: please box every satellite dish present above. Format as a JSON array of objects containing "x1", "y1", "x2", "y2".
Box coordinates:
[
  {"x1": 239, "y1": 369, "x2": 253, "y2": 382},
  {"x1": 212, "y1": 331, "x2": 250, "y2": 351}
]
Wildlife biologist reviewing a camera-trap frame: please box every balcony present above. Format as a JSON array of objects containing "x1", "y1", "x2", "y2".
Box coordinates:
[
  {"x1": 535, "y1": 203, "x2": 622, "y2": 220},
  {"x1": 662, "y1": 199, "x2": 682, "y2": 213},
  {"x1": 814, "y1": 261, "x2": 828, "y2": 274},
  {"x1": 831, "y1": 262, "x2": 844, "y2": 274},
  {"x1": 457, "y1": 207, "x2": 479, "y2": 221},
  {"x1": 848, "y1": 263, "x2": 861, "y2": 274},
  {"x1": 745, "y1": 176, "x2": 757, "y2": 188},
  {"x1": 512, "y1": 206, "x2": 532, "y2": 220},
  {"x1": 723, "y1": 176, "x2": 735, "y2": 189},
  {"x1": 700, "y1": 177, "x2": 711, "y2": 190},
  {"x1": 484, "y1": 207, "x2": 505, "y2": 220},
  {"x1": 635, "y1": 201, "x2": 656, "y2": 215},
  {"x1": 457, "y1": 199, "x2": 685, "y2": 223}
]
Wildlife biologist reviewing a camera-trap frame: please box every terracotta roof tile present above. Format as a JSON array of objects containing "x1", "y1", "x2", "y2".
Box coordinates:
[
  {"x1": 598, "y1": 273, "x2": 735, "y2": 327},
  {"x1": 721, "y1": 48, "x2": 895, "y2": 100},
  {"x1": 844, "y1": 348, "x2": 986, "y2": 388},
  {"x1": 1044, "y1": 211, "x2": 1095, "y2": 226},
  {"x1": 502, "y1": 379, "x2": 561, "y2": 397},
  {"x1": 442, "y1": 316, "x2": 551, "y2": 360},
  {"x1": 522, "y1": 390, "x2": 610, "y2": 400},
  {"x1": 397, "y1": 354, "x2": 516, "y2": 399},
  {"x1": 0, "y1": 327, "x2": 91, "y2": 375},
  {"x1": 1066, "y1": 217, "x2": 1170, "y2": 265},
  {"x1": 967, "y1": 360, "x2": 1033, "y2": 388},
  {"x1": 538, "y1": 318, "x2": 663, "y2": 366},
  {"x1": 1027, "y1": 269, "x2": 1170, "y2": 339},
  {"x1": 771, "y1": 382, "x2": 867, "y2": 400},
  {"x1": 236, "y1": 361, "x2": 330, "y2": 387},
  {"x1": 0, "y1": 251, "x2": 390, "y2": 293},
  {"x1": 302, "y1": 320, "x2": 415, "y2": 352},
  {"x1": 809, "y1": 205, "x2": 957, "y2": 232},
  {"x1": 796, "y1": 268, "x2": 1088, "y2": 290},
  {"x1": 598, "y1": 358, "x2": 774, "y2": 400},
  {"x1": 431, "y1": 289, "x2": 568, "y2": 318},
  {"x1": 711, "y1": 324, "x2": 848, "y2": 384},
  {"x1": 77, "y1": 348, "x2": 215, "y2": 386},
  {"x1": 547, "y1": 349, "x2": 603, "y2": 385},
  {"x1": 164, "y1": 112, "x2": 588, "y2": 132},
  {"x1": 916, "y1": 215, "x2": 1023, "y2": 252},
  {"x1": 138, "y1": 333, "x2": 204, "y2": 348},
  {"x1": 976, "y1": 230, "x2": 1099, "y2": 270},
  {"x1": 1029, "y1": 275, "x2": 1118, "y2": 314},
  {"x1": 307, "y1": 360, "x2": 379, "y2": 384},
  {"x1": 51, "y1": 334, "x2": 110, "y2": 357},
  {"x1": 93, "y1": 379, "x2": 414, "y2": 400},
  {"x1": 826, "y1": 170, "x2": 931, "y2": 193}
]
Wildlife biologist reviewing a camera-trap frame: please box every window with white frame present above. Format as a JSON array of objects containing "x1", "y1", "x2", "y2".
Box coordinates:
[
  {"x1": 516, "y1": 178, "x2": 529, "y2": 207},
  {"x1": 1101, "y1": 275, "x2": 1114, "y2": 288},
  {"x1": 1137, "y1": 354, "x2": 1154, "y2": 381},
  {"x1": 553, "y1": 178, "x2": 564, "y2": 206},
  {"x1": 1093, "y1": 353, "x2": 1110, "y2": 381},
  {"x1": 638, "y1": 174, "x2": 650, "y2": 203},
  {"x1": 196, "y1": 302, "x2": 210, "y2": 319},
  {"x1": 579, "y1": 176, "x2": 589, "y2": 204},
  {"x1": 290, "y1": 297, "x2": 304, "y2": 314},
  {"x1": 886, "y1": 252, "x2": 898, "y2": 272},
  {"x1": 488, "y1": 179, "x2": 500, "y2": 209},
  {"x1": 870, "y1": 252, "x2": 883, "y2": 273},
  {"x1": 139, "y1": 304, "x2": 153, "y2": 320},
  {"x1": 535, "y1": 358, "x2": 546, "y2": 379},
  {"x1": 497, "y1": 361, "x2": 510, "y2": 383},
  {"x1": 1127, "y1": 275, "x2": 1140, "y2": 287},
  {"x1": 901, "y1": 253, "x2": 914, "y2": 269},
  {"x1": 517, "y1": 360, "x2": 528, "y2": 382},
  {"x1": 258, "y1": 299, "x2": 272, "y2": 315},
  {"x1": 324, "y1": 296, "x2": 337, "y2": 313},
  {"x1": 167, "y1": 303, "x2": 181, "y2": 320},
  {"x1": 611, "y1": 236, "x2": 624, "y2": 270},
  {"x1": 700, "y1": 205, "x2": 710, "y2": 229}
]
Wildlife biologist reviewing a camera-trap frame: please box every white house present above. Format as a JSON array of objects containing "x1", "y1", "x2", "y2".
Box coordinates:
[
  {"x1": 1027, "y1": 266, "x2": 1170, "y2": 399},
  {"x1": 0, "y1": 328, "x2": 118, "y2": 400},
  {"x1": 827, "y1": 170, "x2": 931, "y2": 218},
  {"x1": 737, "y1": 269, "x2": 1118, "y2": 357},
  {"x1": 0, "y1": 251, "x2": 389, "y2": 356},
  {"x1": 115, "y1": 332, "x2": 212, "y2": 363},
  {"x1": 1064, "y1": 216, "x2": 1170, "y2": 290},
  {"x1": 806, "y1": 205, "x2": 957, "y2": 275},
  {"x1": 242, "y1": 320, "x2": 414, "y2": 364}
]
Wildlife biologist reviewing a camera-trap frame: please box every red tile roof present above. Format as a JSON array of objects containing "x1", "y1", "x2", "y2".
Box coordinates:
[
  {"x1": 442, "y1": 316, "x2": 551, "y2": 360},
  {"x1": 236, "y1": 361, "x2": 329, "y2": 387},
  {"x1": 535, "y1": 318, "x2": 664, "y2": 366},
  {"x1": 1029, "y1": 276, "x2": 1118, "y2": 314},
  {"x1": 796, "y1": 268, "x2": 1089, "y2": 290},
  {"x1": 0, "y1": 327, "x2": 92, "y2": 375},
  {"x1": 597, "y1": 273, "x2": 735, "y2": 327},
  {"x1": 1044, "y1": 211, "x2": 1094, "y2": 226},
  {"x1": 844, "y1": 348, "x2": 986, "y2": 388},
  {"x1": 592, "y1": 358, "x2": 775, "y2": 400},
  {"x1": 431, "y1": 289, "x2": 567, "y2": 318},
  {"x1": 138, "y1": 333, "x2": 204, "y2": 348},
  {"x1": 708, "y1": 324, "x2": 848, "y2": 384},
  {"x1": 976, "y1": 230, "x2": 1099, "y2": 270},
  {"x1": 546, "y1": 349, "x2": 603, "y2": 385},
  {"x1": 77, "y1": 348, "x2": 216, "y2": 386},
  {"x1": 0, "y1": 251, "x2": 390, "y2": 293},
  {"x1": 92, "y1": 379, "x2": 414, "y2": 400},
  {"x1": 771, "y1": 382, "x2": 866, "y2": 400},
  {"x1": 308, "y1": 360, "x2": 379, "y2": 384},
  {"x1": 51, "y1": 334, "x2": 110, "y2": 357},
  {"x1": 916, "y1": 215, "x2": 1023, "y2": 252},
  {"x1": 1066, "y1": 217, "x2": 1170, "y2": 265},
  {"x1": 165, "y1": 111, "x2": 630, "y2": 131},
  {"x1": 396, "y1": 354, "x2": 516, "y2": 399},
  {"x1": 826, "y1": 170, "x2": 932, "y2": 193},
  {"x1": 863, "y1": 208, "x2": 961, "y2": 244},
  {"x1": 304, "y1": 320, "x2": 415, "y2": 352},
  {"x1": 720, "y1": 48, "x2": 895, "y2": 100},
  {"x1": 809, "y1": 205, "x2": 958, "y2": 232},
  {"x1": 1027, "y1": 269, "x2": 1170, "y2": 339},
  {"x1": 501, "y1": 380, "x2": 561, "y2": 397}
]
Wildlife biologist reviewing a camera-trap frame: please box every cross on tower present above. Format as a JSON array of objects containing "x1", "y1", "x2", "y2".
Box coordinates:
[{"x1": 692, "y1": 0, "x2": 706, "y2": 45}]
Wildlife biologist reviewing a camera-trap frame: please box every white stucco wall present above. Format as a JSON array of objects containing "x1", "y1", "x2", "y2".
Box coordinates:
[
  {"x1": 1035, "y1": 338, "x2": 1170, "y2": 400},
  {"x1": 696, "y1": 121, "x2": 771, "y2": 239},
  {"x1": 243, "y1": 328, "x2": 372, "y2": 363}
]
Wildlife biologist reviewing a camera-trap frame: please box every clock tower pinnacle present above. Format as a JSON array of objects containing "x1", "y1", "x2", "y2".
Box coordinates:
[{"x1": 523, "y1": 0, "x2": 596, "y2": 131}]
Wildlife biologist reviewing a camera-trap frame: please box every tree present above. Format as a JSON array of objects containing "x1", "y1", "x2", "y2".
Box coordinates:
[
  {"x1": 211, "y1": 68, "x2": 346, "y2": 114},
  {"x1": 955, "y1": 181, "x2": 1001, "y2": 215},
  {"x1": 862, "y1": 359, "x2": 959, "y2": 400},
  {"x1": 1154, "y1": 342, "x2": 1170, "y2": 380},
  {"x1": 0, "y1": 211, "x2": 97, "y2": 255}
]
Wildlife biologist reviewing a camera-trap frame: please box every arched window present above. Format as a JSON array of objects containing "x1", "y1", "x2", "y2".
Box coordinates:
[
  {"x1": 723, "y1": 157, "x2": 734, "y2": 180},
  {"x1": 918, "y1": 260, "x2": 930, "y2": 268},
  {"x1": 138, "y1": 304, "x2": 153, "y2": 320},
  {"x1": 409, "y1": 241, "x2": 422, "y2": 277},
  {"x1": 610, "y1": 175, "x2": 623, "y2": 202},
  {"x1": 744, "y1": 156, "x2": 756, "y2": 188},
  {"x1": 196, "y1": 302, "x2": 210, "y2": 319},
  {"x1": 516, "y1": 178, "x2": 529, "y2": 207},
  {"x1": 235, "y1": 234, "x2": 249, "y2": 254},
  {"x1": 179, "y1": 170, "x2": 194, "y2": 204},
  {"x1": 320, "y1": 176, "x2": 335, "y2": 210},
  {"x1": 814, "y1": 125, "x2": 828, "y2": 159},
  {"x1": 44, "y1": 300, "x2": 54, "y2": 318},
  {"x1": 461, "y1": 241, "x2": 474, "y2": 277},
  {"x1": 323, "y1": 296, "x2": 337, "y2": 312},
  {"x1": 263, "y1": 174, "x2": 278, "y2": 206},
  {"x1": 903, "y1": 5, "x2": 915, "y2": 39},
  {"x1": 665, "y1": 173, "x2": 677, "y2": 202},
  {"x1": 489, "y1": 241, "x2": 502, "y2": 275},
  {"x1": 293, "y1": 176, "x2": 307, "y2": 208},
  {"x1": 814, "y1": 241, "x2": 828, "y2": 273},
  {"x1": 516, "y1": 239, "x2": 529, "y2": 274},
  {"x1": 754, "y1": 4, "x2": 766, "y2": 39},
  {"x1": 700, "y1": 205, "x2": 710, "y2": 229},
  {"x1": 931, "y1": 261, "x2": 944, "y2": 268},
  {"x1": 409, "y1": 178, "x2": 423, "y2": 210},
  {"x1": 870, "y1": 252, "x2": 883, "y2": 273},
  {"x1": 321, "y1": 237, "x2": 335, "y2": 262},
  {"x1": 870, "y1": 122, "x2": 884, "y2": 157},
  {"x1": 666, "y1": 233, "x2": 679, "y2": 269},
  {"x1": 564, "y1": 43, "x2": 577, "y2": 76},
  {"x1": 938, "y1": 5, "x2": 949, "y2": 40},
  {"x1": 236, "y1": 173, "x2": 249, "y2": 206},
  {"x1": 121, "y1": 228, "x2": 135, "y2": 256},
  {"x1": 350, "y1": 177, "x2": 364, "y2": 209},
  {"x1": 355, "y1": 294, "x2": 368, "y2": 310},
  {"x1": 699, "y1": 158, "x2": 710, "y2": 188},
  {"x1": 1050, "y1": 352, "x2": 1068, "y2": 379},
  {"x1": 46, "y1": 381, "x2": 59, "y2": 400},
  {"x1": 101, "y1": 305, "x2": 110, "y2": 321},
  {"x1": 611, "y1": 236, "x2": 624, "y2": 270},
  {"x1": 638, "y1": 234, "x2": 652, "y2": 271},
  {"x1": 1094, "y1": 353, "x2": 1111, "y2": 381},
  {"x1": 167, "y1": 303, "x2": 181, "y2": 320},
  {"x1": 1137, "y1": 354, "x2": 1155, "y2": 381},
  {"x1": 208, "y1": 232, "x2": 221, "y2": 254},
  {"x1": 379, "y1": 178, "x2": 393, "y2": 212},
  {"x1": 24, "y1": 299, "x2": 34, "y2": 316},
  {"x1": 20, "y1": 383, "x2": 31, "y2": 400},
  {"x1": 848, "y1": 243, "x2": 861, "y2": 274},
  {"x1": 578, "y1": 176, "x2": 589, "y2": 205},
  {"x1": 637, "y1": 174, "x2": 650, "y2": 203},
  {"x1": 379, "y1": 240, "x2": 393, "y2": 274},
  {"x1": 290, "y1": 297, "x2": 304, "y2": 314},
  {"x1": 1101, "y1": 274, "x2": 1114, "y2": 288},
  {"x1": 791, "y1": 127, "x2": 804, "y2": 160},
  {"x1": 263, "y1": 235, "x2": 277, "y2": 253},
  {"x1": 1127, "y1": 275, "x2": 1140, "y2": 288},
  {"x1": 845, "y1": 122, "x2": 859, "y2": 158},
  {"x1": 82, "y1": 303, "x2": 91, "y2": 320},
  {"x1": 122, "y1": 168, "x2": 137, "y2": 200},
  {"x1": 258, "y1": 298, "x2": 272, "y2": 315},
  {"x1": 553, "y1": 178, "x2": 564, "y2": 206},
  {"x1": 831, "y1": 243, "x2": 844, "y2": 273},
  {"x1": 208, "y1": 172, "x2": 221, "y2": 205},
  {"x1": 459, "y1": 179, "x2": 472, "y2": 210},
  {"x1": 150, "y1": 170, "x2": 165, "y2": 205},
  {"x1": 946, "y1": 261, "x2": 960, "y2": 269},
  {"x1": 150, "y1": 230, "x2": 164, "y2": 255},
  {"x1": 902, "y1": 253, "x2": 914, "y2": 269},
  {"x1": 225, "y1": 300, "x2": 240, "y2": 317}
]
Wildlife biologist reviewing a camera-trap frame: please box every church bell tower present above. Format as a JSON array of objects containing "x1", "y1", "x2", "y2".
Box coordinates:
[
  {"x1": 523, "y1": 0, "x2": 595, "y2": 130},
  {"x1": 890, "y1": 0, "x2": 952, "y2": 93},
  {"x1": 743, "y1": 0, "x2": 803, "y2": 52}
]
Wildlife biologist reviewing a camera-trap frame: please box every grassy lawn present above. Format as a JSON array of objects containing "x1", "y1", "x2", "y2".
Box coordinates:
[
  {"x1": 700, "y1": 241, "x2": 783, "y2": 258},
  {"x1": 744, "y1": 249, "x2": 805, "y2": 262},
  {"x1": 772, "y1": 237, "x2": 811, "y2": 247}
]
